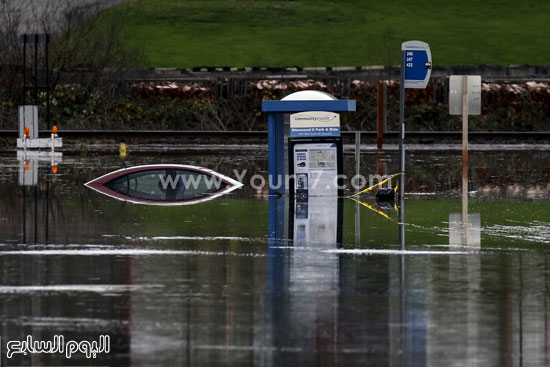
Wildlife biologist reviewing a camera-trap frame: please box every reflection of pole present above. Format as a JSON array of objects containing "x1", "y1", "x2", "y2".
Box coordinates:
[
  {"x1": 34, "y1": 185, "x2": 38, "y2": 243},
  {"x1": 389, "y1": 253, "x2": 406, "y2": 367},
  {"x1": 398, "y1": 167, "x2": 406, "y2": 366},
  {"x1": 268, "y1": 196, "x2": 286, "y2": 288},
  {"x1": 186, "y1": 255, "x2": 191, "y2": 366},
  {"x1": 355, "y1": 200, "x2": 360, "y2": 246},
  {"x1": 32, "y1": 163, "x2": 42, "y2": 367},
  {"x1": 22, "y1": 186, "x2": 26, "y2": 244},
  {"x1": 518, "y1": 254, "x2": 523, "y2": 367},
  {"x1": 45, "y1": 179, "x2": 49, "y2": 243},
  {"x1": 376, "y1": 148, "x2": 384, "y2": 177},
  {"x1": 399, "y1": 253, "x2": 406, "y2": 367},
  {"x1": 462, "y1": 76, "x2": 469, "y2": 246}
]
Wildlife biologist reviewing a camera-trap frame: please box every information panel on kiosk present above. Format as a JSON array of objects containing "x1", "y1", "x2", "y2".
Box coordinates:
[
  {"x1": 402, "y1": 40, "x2": 432, "y2": 89},
  {"x1": 288, "y1": 110, "x2": 343, "y2": 198},
  {"x1": 289, "y1": 111, "x2": 340, "y2": 137}
]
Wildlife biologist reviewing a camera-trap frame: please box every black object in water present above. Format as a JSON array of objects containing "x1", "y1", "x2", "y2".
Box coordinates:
[{"x1": 375, "y1": 188, "x2": 395, "y2": 209}]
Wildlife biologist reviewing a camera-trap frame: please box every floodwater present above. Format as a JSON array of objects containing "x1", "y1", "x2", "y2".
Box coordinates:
[{"x1": 1, "y1": 149, "x2": 550, "y2": 366}]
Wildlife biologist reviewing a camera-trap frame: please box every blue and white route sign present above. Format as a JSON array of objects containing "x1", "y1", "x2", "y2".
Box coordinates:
[{"x1": 402, "y1": 41, "x2": 432, "y2": 89}]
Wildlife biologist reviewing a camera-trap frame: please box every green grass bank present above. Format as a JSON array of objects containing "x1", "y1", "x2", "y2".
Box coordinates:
[{"x1": 110, "y1": 0, "x2": 550, "y2": 68}]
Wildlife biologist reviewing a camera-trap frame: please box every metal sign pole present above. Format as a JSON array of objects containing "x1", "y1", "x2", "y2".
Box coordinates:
[
  {"x1": 461, "y1": 76, "x2": 469, "y2": 246},
  {"x1": 399, "y1": 49, "x2": 406, "y2": 192},
  {"x1": 398, "y1": 40, "x2": 431, "y2": 249},
  {"x1": 355, "y1": 130, "x2": 361, "y2": 245},
  {"x1": 398, "y1": 49, "x2": 406, "y2": 246}
]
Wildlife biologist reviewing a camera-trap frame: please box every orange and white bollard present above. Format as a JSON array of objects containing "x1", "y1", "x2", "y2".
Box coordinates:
[
  {"x1": 51, "y1": 125, "x2": 58, "y2": 151},
  {"x1": 23, "y1": 125, "x2": 30, "y2": 152}
]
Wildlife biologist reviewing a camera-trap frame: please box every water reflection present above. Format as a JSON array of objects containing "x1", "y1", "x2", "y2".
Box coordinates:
[
  {"x1": 0, "y1": 152, "x2": 550, "y2": 366},
  {"x1": 268, "y1": 195, "x2": 394, "y2": 365},
  {"x1": 268, "y1": 194, "x2": 425, "y2": 366},
  {"x1": 17, "y1": 150, "x2": 62, "y2": 187}
]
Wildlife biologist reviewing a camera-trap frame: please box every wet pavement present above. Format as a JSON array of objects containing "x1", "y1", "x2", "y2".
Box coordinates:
[{"x1": 0, "y1": 149, "x2": 549, "y2": 366}]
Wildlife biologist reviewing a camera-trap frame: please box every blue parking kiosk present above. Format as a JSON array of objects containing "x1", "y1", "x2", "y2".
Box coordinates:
[
  {"x1": 263, "y1": 91, "x2": 355, "y2": 293},
  {"x1": 262, "y1": 91, "x2": 356, "y2": 196}
]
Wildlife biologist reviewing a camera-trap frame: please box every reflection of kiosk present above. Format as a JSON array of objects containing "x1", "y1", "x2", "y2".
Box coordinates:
[{"x1": 290, "y1": 196, "x2": 343, "y2": 245}]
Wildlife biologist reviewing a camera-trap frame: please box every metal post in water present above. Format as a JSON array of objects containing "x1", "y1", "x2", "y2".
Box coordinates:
[
  {"x1": 34, "y1": 34, "x2": 38, "y2": 106},
  {"x1": 355, "y1": 130, "x2": 361, "y2": 245},
  {"x1": 399, "y1": 50, "x2": 406, "y2": 193},
  {"x1": 46, "y1": 34, "x2": 50, "y2": 131},
  {"x1": 355, "y1": 130, "x2": 361, "y2": 186},
  {"x1": 398, "y1": 50, "x2": 406, "y2": 248},
  {"x1": 462, "y1": 76, "x2": 469, "y2": 246},
  {"x1": 399, "y1": 181, "x2": 405, "y2": 250},
  {"x1": 23, "y1": 35, "x2": 27, "y2": 105},
  {"x1": 377, "y1": 81, "x2": 385, "y2": 150}
]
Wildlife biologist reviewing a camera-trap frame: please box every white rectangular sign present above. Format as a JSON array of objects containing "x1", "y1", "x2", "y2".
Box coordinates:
[
  {"x1": 19, "y1": 105, "x2": 39, "y2": 138},
  {"x1": 290, "y1": 111, "x2": 340, "y2": 137},
  {"x1": 449, "y1": 75, "x2": 482, "y2": 115}
]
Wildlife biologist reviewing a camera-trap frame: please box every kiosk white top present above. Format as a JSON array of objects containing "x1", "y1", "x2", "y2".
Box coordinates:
[{"x1": 282, "y1": 90, "x2": 337, "y2": 101}]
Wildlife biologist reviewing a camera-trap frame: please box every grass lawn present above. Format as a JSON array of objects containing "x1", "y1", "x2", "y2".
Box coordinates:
[{"x1": 108, "y1": 0, "x2": 550, "y2": 68}]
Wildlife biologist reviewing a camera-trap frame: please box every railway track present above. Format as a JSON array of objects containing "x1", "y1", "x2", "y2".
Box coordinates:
[
  {"x1": 2, "y1": 130, "x2": 549, "y2": 154},
  {"x1": 2, "y1": 130, "x2": 550, "y2": 141}
]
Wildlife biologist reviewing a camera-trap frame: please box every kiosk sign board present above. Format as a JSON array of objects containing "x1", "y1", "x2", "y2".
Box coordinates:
[
  {"x1": 290, "y1": 111, "x2": 340, "y2": 137},
  {"x1": 293, "y1": 142, "x2": 338, "y2": 197},
  {"x1": 402, "y1": 41, "x2": 432, "y2": 89}
]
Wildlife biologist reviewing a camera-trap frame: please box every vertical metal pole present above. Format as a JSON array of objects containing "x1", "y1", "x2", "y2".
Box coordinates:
[
  {"x1": 268, "y1": 113, "x2": 285, "y2": 196},
  {"x1": 355, "y1": 131, "x2": 361, "y2": 245},
  {"x1": 354, "y1": 130, "x2": 361, "y2": 188},
  {"x1": 23, "y1": 35, "x2": 27, "y2": 105},
  {"x1": 34, "y1": 34, "x2": 38, "y2": 106},
  {"x1": 398, "y1": 50, "x2": 406, "y2": 249},
  {"x1": 275, "y1": 114, "x2": 285, "y2": 195},
  {"x1": 399, "y1": 192, "x2": 405, "y2": 250},
  {"x1": 399, "y1": 50, "x2": 406, "y2": 178},
  {"x1": 46, "y1": 34, "x2": 50, "y2": 130},
  {"x1": 462, "y1": 76, "x2": 469, "y2": 246},
  {"x1": 383, "y1": 82, "x2": 387, "y2": 133},
  {"x1": 377, "y1": 81, "x2": 384, "y2": 150}
]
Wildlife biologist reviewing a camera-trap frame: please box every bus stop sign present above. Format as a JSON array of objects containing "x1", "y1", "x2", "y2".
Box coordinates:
[{"x1": 402, "y1": 41, "x2": 432, "y2": 89}]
